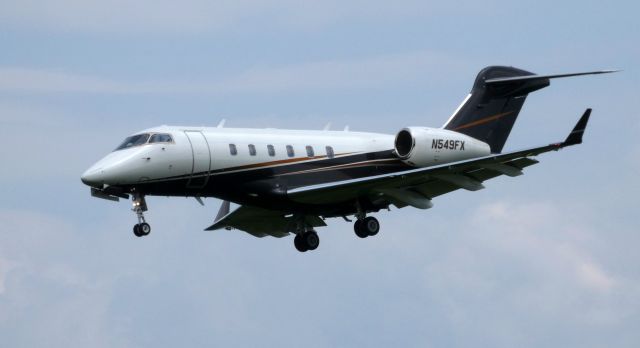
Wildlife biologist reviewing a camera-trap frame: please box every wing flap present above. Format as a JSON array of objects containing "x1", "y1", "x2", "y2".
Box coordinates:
[{"x1": 205, "y1": 202, "x2": 325, "y2": 238}]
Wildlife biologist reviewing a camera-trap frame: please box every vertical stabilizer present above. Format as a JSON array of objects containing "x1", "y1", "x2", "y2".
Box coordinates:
[{"x1": 443, "y1": 66, "x2": 549, "y2": 153}]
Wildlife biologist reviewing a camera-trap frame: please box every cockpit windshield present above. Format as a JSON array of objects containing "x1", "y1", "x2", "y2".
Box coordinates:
[
  {"x1": 115, "y1": 133, "x2": 150, "y2": 151},
  {"x1": 114, "y1": 133, "x2": 174, "y2": 151},
  {"x1": 149, "y1": 133, "x2": 173, "y2": 143}
]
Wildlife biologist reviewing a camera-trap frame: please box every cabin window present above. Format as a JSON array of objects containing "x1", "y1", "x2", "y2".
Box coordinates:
[
  {"x1": 114, "y1": 133, "x2": 150, "y2": 151},
  {"x1": 229, "y1": 144, "x2": 237, "y2": 156},
  {"x1": 149, "y1": 133, "x2": 173, "y2": 143},
  {"x1": 326, "y1": 146, "x2": 335, "y2": 159},
  {"x1": 286, "y1": 145, "x2": 295, "y2": 157},
  {"x1": 248, "y1": 144, "x2": 256, "y2": 156},
  {"x1": 267, "y1": 144, "x2": 275, "y2": 157},
  {"x1": 306, "y1": 146, "x2": 314, "y2": 157}
]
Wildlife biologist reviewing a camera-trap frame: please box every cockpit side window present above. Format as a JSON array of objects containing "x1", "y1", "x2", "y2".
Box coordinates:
[
  {"x1": 115, "y1": 133, "x2": 150, "y2": 151},
  {"x1": 149, "y1": 133, "x2": 173, "y2": 143}
]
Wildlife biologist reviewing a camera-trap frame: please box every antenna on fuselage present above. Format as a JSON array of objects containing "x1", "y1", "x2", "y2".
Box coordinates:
[
  {"x1": 323, "y1": 122, "x2": 332, "y2": 131},
  {"x1": 217, "y1": 119, "x2": 226, "y2": 128},
  {"x1": 343, "y1": 125, "x2": 350, "y2": 132}
]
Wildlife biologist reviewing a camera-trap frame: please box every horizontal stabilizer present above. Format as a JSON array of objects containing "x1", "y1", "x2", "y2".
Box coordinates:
[{"x1": 485, "y1": 70, "x2": 619, "y2": 84}]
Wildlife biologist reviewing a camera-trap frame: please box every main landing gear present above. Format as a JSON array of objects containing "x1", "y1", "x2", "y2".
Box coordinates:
[
  {"x1": 294, "y1": 230, "x2": 320, "y2": 252},
  {"x1": 354, "y1": 216, "x2": 380, "y2": 238},
  {"x1": 292, "y1": 218, "x2": 319, "y2": 252},
  {"x1": 132, "y1": 193, "x2": 151, "y2": 237},
  {"x1": 292, "y1": 215, "x2": 381, "y2": 252}
]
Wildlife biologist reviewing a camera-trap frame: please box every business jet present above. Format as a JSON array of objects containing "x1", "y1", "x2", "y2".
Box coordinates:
[{"x1": 81, "y1": 66, "x2": 615, "y2": 252}]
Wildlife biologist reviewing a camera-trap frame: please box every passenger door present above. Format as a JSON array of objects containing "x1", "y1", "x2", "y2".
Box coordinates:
[{"x1": 184, "y1": 131, "x2": 211, "y2": 189}]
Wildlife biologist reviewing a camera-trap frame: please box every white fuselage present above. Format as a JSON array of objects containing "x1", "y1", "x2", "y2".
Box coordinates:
[{"x1": 81, "y1": 125, "x2": 490, "y2": 199}]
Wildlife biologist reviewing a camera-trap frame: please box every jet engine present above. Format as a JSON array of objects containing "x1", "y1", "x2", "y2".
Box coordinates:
[{"x1": 394, "y1": 127, "x2": 491, "y2": 167}]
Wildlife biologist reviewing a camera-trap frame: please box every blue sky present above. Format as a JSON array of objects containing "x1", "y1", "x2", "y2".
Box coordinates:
[{"x1": 0, "y1": 1, "x2": 638, "y2": 347}]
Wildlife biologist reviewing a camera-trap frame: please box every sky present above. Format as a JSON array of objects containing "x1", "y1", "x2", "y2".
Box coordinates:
[{"x1": 0, "y1": 0, "x2": 639, "y2": 347}]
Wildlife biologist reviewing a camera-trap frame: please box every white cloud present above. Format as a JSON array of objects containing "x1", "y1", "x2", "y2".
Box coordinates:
[
  {"x1": 0, "y1": 1, "x2": 495, "y2": 35},
  {"x1": 0, "y1": 101, "x2": 127, "y2": 181},
  {"x1": 0, "y1": 51, "x2": 462, "y2": 95},
  {"x1": 470, "y1": 201, "x2": 617, "y2": 293},
  {"x1": 577, "y1": 261, "x2": 615, "y2": 293},
  {"x1": 0, "y1": 68, "x2": 128, "y2": 94},
  {"x1": 0, "y1": 258, "x2": 17, "y2": 295},
  {"x1": 222, "y1": 51, "x2": 461, "y2": 93},
  {"x1": 0, "y1": 209, "x2": 133, "y2": 347}
]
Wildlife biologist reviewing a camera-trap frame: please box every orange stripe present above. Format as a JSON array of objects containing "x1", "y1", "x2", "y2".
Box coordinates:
[
  {"x1": 212, "y1": 152, "x2": 356, "y2": 172},
  {"x1": 453, "y1": 111, "x2": 513, "y2": 131}
]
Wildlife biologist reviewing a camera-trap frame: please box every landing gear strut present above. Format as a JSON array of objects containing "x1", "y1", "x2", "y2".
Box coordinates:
[
  {"x1": 354, "y1": 216, "x2": 379, "y2": 238},
  {"x1": 132, "y1": 193, "x2": 151, "y2": 237}
]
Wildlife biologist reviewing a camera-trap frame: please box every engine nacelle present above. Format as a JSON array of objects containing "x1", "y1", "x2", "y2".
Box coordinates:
[{"x1": 394, "y1": 127, "x2": 491, "y2": 167}]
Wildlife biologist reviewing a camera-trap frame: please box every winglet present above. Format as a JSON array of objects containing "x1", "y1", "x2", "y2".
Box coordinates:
[{"x1": 562, "y1": 108, "x2": 592, "y2": 147}]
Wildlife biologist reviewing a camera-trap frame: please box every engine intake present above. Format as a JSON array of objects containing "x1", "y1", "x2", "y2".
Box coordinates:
[
  {"x1": 395, "y1": 129, "x2": 414, "y2": 158},
  {"x1": 394, "y1": 127, "x2": 491, "y2": 167}
]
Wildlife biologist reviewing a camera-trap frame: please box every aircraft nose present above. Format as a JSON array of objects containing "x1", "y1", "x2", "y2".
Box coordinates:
[{"x1": 81, "y1": 168, "x2": 104, "y2": 188}]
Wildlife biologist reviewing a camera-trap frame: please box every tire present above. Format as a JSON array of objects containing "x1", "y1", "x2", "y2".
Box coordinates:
[
  {"x1": 363, "y1": 216, "x2": 379, "y2": 236},
  {"x1": 354, "y1": 220, "x2": 368, "y2": 238},
  {"x1": 139, "y1": 222, "x2": 151, "y2": 235},
  {"x1": 294, "y1": 234, "x2": 308, "y2": 252},
  {"x1": 133, "y1": 224, "x2": 143, "y2": 237},
  {"x1": 303, "y1": 231, "x2": 320, "y2": 251}
]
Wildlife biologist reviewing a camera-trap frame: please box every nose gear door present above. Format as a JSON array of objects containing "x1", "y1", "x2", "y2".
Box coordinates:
[{"x1": 184, "y1": 131, "x2": 211, "y2": 189}]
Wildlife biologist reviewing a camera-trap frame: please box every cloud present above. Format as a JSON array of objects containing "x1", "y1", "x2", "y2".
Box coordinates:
[
  {"x1": 577, "y1": 261, "x2": 615, "y2": 293},
  {"x1": 0, "y1": 1, "x2": 495, "y2": 35},
  {"x1": 470, "y1": 201, "x2": 617, "y2": 293},
  {"x1": 0, "y1": 101, "x2": 127, "y2": 181},
  {"x1": 0, "y1": 258, "x2": 17, "y2": 295},
  {"x1": 379, "y1": 197, "x2": 640, "y2": 347},
  {"x1": 221, "y1": 51, "x2": 461, "y2": 93},
  {"x1": 0, "y1": 209, "x2": 115, "y2": 346},
  {"x1": 0, "y1": 68, "x2": 129, "y2": 94},
  {"x1": 0, "y1": 51, "x2": 462, "y2": 95}
]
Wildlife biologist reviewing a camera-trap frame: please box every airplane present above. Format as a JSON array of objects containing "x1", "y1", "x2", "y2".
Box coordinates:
[{"x1": 81, "y1": 66, "x2": 616, "y2": 252}]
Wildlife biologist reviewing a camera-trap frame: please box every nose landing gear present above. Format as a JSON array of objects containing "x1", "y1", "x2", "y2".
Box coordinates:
[{"x1": 132, "y1": 194, "x2": 151, "y2": 237}]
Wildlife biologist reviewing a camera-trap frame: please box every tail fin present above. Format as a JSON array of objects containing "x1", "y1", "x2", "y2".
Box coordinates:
[{"x1": 442, "y1": 66, "x2": 616, "y2": 153}]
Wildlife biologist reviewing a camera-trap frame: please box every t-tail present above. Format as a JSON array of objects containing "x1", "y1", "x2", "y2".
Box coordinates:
[{"x1": 442, "y1": 66, "x2": 617, "y2": 153}]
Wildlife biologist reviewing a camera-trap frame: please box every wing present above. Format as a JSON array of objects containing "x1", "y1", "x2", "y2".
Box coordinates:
[
  {"x1": 205, "y1": 201, "x2": 326, "y2": 238},
  {"x1": 288, "y1": 109, "x2": 591, "y2": 209}
]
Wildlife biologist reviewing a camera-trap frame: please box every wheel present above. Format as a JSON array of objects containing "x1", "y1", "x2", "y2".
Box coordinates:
[
  {"x1": 133, "y1": 224, "x2": 143, "y2": 237},
  {"x1": 294, "y1": 234, "x2": 308, "y2": 252},
  {"x1": 303, "y1": 231, "x2": 320, "y2": 251},
  {"x1": 354, "y1": 219, "x2": 368, "y2": 238},
  {"x1": 139, "y1": 222, "x2": 151, "y2": 235},
  {"x1": 362, "y1": 216, "x2": 379, "y2": 236}
]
